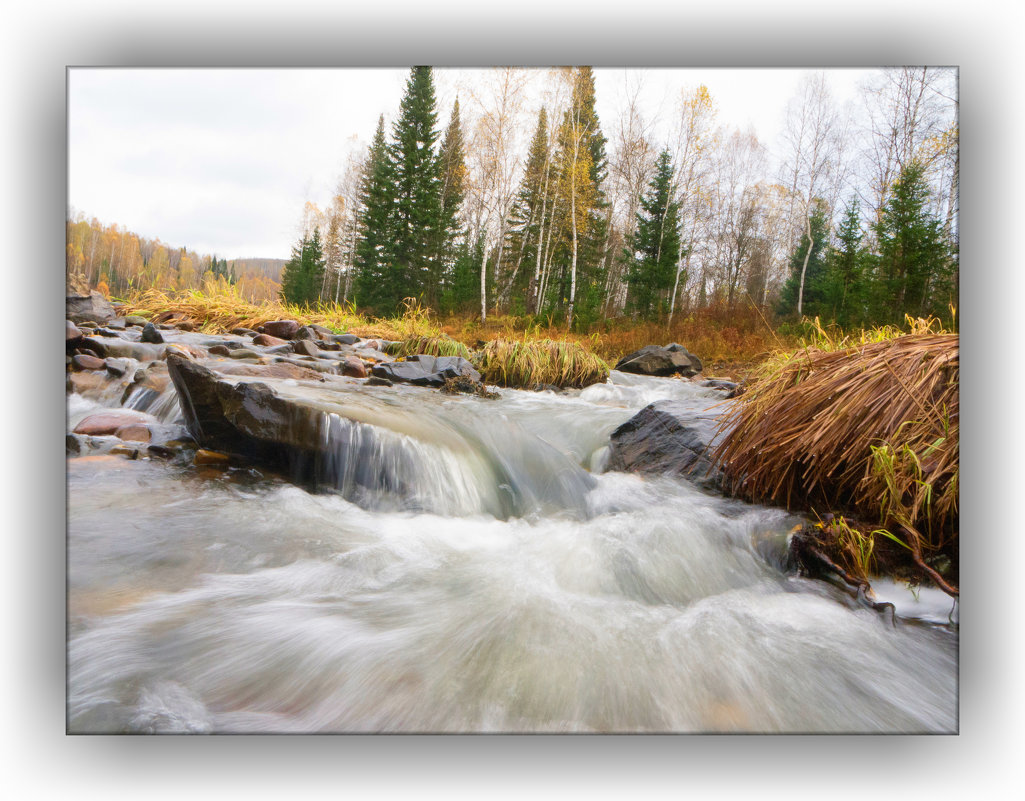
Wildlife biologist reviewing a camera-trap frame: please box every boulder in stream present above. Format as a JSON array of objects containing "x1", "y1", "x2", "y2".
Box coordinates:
[
  {"x1": 66, "y1": 292, "x2": 115, "y2": 325},
  {"x1": 607, "y1": 400, "x2": 726, "y2": 487},
  {"x1": 371, "y1": 354, "x2": 481, "y2": 387},
  {"x1": 262, "y1": 320, "x2": 300, "y2": 340},
  {"x1": 614, "y1": 344, "x2": 702, "y2": 377}
]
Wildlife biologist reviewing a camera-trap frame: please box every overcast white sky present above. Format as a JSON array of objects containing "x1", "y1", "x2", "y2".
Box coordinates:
[{"x1": 68, "y1": 67, "x2": 876, "y2": 260}]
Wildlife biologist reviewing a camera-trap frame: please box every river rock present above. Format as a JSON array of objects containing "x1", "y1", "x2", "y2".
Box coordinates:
[
  {"x1": 213, "y1": 361, "x2": 326, "y2": 382},
  {"x1": 340, "y1": 356, "x2": 367, "y2": 378},
  {"x1": 607, "y1": 400, "x2": 726, "y2": 487},
  {"x1": 262, "y1": 320, "x2": 300, "y2": 339},
  {"x1": 167, "y1": 354, "x2": 329, "y2": 471},
  {"x1": 371, "y1": 355, "x2": 481, "y2": 388},
  {"x1": 115, "y1": 423, "x2": 152, "y2": 443},
  {"x1": 292, "y1": 340, "x2": 319, "y2": 357},
  {"x1": 253, "y1": 333, "x2": 288, "y2": 347},
  {"x1": 74, "y1": 409, "x2": 154, "y2": 437},
  {"x1": 71, "y1": 353, "x2": 106, "y2": 371},
  {"x1": 81, "y1": 336, "x2": 166, "y2": 362},
  {"x1": 66, "y1": 320, "x2": 84, "y2": 343},
  {"x1": 208, "y1": 345, "x2": 233, "y2": 356},
  {"x1": 68, "y1": 370, "x2": 108, "y2": 395},
  {"x1": 334, "y1": 334, "x2": 360, "y2": 346},
  {"x1": 110, "y1": 443, "x2": 141, "y2": 459},
  {"x1": 141, "y1": 323, "x2": 165, "y2": 344},
  {"x1": 123, "y1": 315, "x2": 149, "y2": 327},
  {"x1": 615, "y1": 345, "x2": 702, "y2": 377},
  {"x1": 104, "y1": 358, "x2": 132, "y2": 377},
  {"x1": 701, "y1": 379, "x2": 740, "y2": 397},
  {"x1": 67, "y1": 292, "x2": 115, "y2": 325},
  {"x1": 194, "y1": 449, "x2": 230, "y2": 466},
  {"x1": 231, "y1": 327, "x2": 258, "y2": 336}
]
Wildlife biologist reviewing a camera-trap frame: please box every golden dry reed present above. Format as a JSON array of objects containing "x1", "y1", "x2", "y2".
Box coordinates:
[
  {"x1": 475, "y1": 338, "x2": 610, "y2": 389},
  {"x1": 712, "y1": 332, "x2": 958, "y2": 554}
]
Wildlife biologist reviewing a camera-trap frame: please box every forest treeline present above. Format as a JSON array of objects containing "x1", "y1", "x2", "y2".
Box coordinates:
[
  {"x1": 69, "y1": 66, "x2": 958, "y2": 332},
  {"x1": 282, "y1": 66, "x2": 957, "y2": 329},
  {"x1": 65, "y1": 214, "x2": 286, "y2": 302}
]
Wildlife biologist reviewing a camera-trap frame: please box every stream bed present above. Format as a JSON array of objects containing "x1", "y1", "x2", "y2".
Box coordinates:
[{"x1": 67, "y1": 364, "x2": 958, "y2": 733}]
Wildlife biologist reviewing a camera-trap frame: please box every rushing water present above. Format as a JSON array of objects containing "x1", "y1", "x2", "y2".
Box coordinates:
[{"x1": 67, "y1": 367, "x2": 958, "y2": 733}]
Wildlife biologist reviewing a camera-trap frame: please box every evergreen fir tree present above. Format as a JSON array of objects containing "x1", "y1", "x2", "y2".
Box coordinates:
[
  {"x1": 821, "y1": 198, "x2": 868, "y2": 327},
  {"x1": 435, "y1": 98, "x2": 468, "y2": 306},
  {"x1": 443, "y1": 233, "x2": 485, "y2": 315},
  {"x1": 387, "y1": 66, "x2": 443, "y2": 307},
  {"x1": 625, "y1": 149, "x2": 682, "y2": 319},
  {"x1": 871, "y1": 160, "x2": 952, "y2": 322},
  {"x1": 353, "y1": 115, "x2": 396, "y2": 313},
  {"x1": 777, "y1": 200, "x2": 830, "y2": 318},
  {"x1": 279, "y1": 227, "x2": 326, "y2": 307}
]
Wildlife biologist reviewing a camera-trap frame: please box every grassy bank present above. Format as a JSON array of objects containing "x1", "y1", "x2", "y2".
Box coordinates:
[
  {"x1": 119, "y1": 286, "x2": 788, "y2": 373},
  {"x1": 712, "y1": 315, "x2": 959, "y2": 595}
]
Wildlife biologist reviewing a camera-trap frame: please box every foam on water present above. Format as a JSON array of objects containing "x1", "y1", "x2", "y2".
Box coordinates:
[{"x1": 66, "y1": 370, "x2": 958, "y2": 733}]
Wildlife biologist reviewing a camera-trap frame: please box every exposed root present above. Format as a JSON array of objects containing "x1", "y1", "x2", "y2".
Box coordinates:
[{"x1": 790, "y1": 527, "x2": 897, "y2": 626}]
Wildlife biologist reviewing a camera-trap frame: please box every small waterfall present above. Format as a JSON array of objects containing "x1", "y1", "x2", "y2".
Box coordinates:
[{"x1": 311, "y1": 399, "x2": 596, "y2": 519}]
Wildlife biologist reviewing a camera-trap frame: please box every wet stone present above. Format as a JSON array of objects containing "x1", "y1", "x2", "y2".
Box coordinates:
[
  {"x1": 194, "y1": 449, "x2": 230, "y2": 467},
  {"x1": 292, "y1": 340, "x2": 319, "y2": 358},
  {"x1": 341, "y1": 356, "x2": 367, "y2": 379},
  {"x1": 123, "y1": 315, "x2": 149, "y2": 327},
  {"x1": 71, "y1": 354, "x2": 106, "y2": 371},
  {"x1": 252, "y1": 334, "x2": 288, "y2": 347},
  {"x1": 262, "y1": 320, "x2": 300, "y2": 340},
  {"x1": 110, "y1": 444, "x2": 140, "y2": 460},
  {"x1": 74, "y1": 410, "x2": 153, "y2": 436},
  {"x1": 114, "y1": 424, "x2": 152, "y2": 443},
  {"x1": 141, "y1": 323, "x2": 165, "y2": 344}
]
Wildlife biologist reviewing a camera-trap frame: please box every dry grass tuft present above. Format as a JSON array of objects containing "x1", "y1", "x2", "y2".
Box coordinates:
[
  {"x1": 712, "y1": 332, "x2": 959, "y2": 556},
  {"x1": 386, "y1": 335, "x2": 471, "y2": 359},
  {"x1": 476, "y1": 338, "x2": 610, "y2": 389}
]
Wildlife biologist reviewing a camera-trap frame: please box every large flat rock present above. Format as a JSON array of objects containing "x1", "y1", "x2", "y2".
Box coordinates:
[
  {"x1": 606, "y1": 399, "x2": 727, "y2": 487},
  {"x1": 371, "y1": 354, "x2": 481, "y2": 387}
]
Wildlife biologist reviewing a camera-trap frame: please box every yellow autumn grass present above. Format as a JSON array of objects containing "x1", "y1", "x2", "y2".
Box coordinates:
[
  {"x1": 711, "y1": 328, "x2": 958, "y2": 591},
  {"x1": 475, "y1": 338, "x2": 610, "y2": 389}
]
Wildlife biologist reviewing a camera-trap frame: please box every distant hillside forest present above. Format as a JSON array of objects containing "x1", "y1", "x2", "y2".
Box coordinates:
[{"x1": 65, "y1": 213, "x2": 285, "y2": 302}]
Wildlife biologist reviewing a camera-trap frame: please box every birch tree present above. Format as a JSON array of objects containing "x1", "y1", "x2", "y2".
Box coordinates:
[
  {"x1": 464, "y1": 67, "x2": 529, "y2": 321},
  {"x1": 780, "y1": 71, "x2": 845, "y2": 316},
  {"x1": 668, "y1": 84, "x2": 717, "y2": 318}
]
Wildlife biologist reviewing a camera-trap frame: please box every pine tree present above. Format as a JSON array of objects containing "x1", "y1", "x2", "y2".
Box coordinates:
[
  {"x1": 872, "y1": 160, "x2": 952, "y2": 322},
  {"x1": 280, "y1": 227, "x2": 326, "y2": 307},
  {"x1": 625, "y1": 149, "x2": 682, "y2": 319},
  {"x1": 821, "y1": 198, "x2": 868, "y2": 327},
  {"x1": 388, "y1": 66, "x2": 443, "y2": 307},
  {"x1": 353, "y1": 115, "x2": 396, "y2": 313},
  {"x1": 435, "y1": 99, "x2": 467, "y2": 306},
  {"x1": 443, "y1": 233, "x2": 485, "y2": 314},
  {"x1": 777, "y1": 200, "x2": 830, "y2": 319}
]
